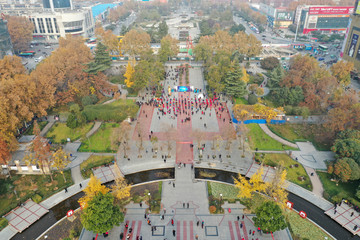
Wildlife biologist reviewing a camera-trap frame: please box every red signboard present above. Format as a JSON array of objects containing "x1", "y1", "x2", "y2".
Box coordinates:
[
  {"x1": 286, "y1": 201, "x2": 294, "y2": 209},
  {"x1": 309, "y1": 6, "x2": 354, "y2": 15},
  {"x1": 299, "y1": 211, "x2": 307, "y2": 219},
  {"x1": 67, "y1": 210, "x2": 74, "y2": 217}
]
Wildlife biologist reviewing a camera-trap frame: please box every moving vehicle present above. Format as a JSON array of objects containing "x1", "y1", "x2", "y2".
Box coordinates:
[
  {"x1": 318, "y1": 57, "x2": 325, "y2": 61},
  {"x1": 18, "y1": 51, "x2": 36, "y2": 57}
]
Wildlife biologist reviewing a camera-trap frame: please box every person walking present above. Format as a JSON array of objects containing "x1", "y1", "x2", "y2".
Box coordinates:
[
  {"x1": 79, "y1": 183, "x2": 82, "y2": 188},
  {"x1": 201, "y1": 220, "x2": 204, "y2": 228},
  {"x1": 171, "y1": 219, "x2": 174, "y2": 226},
  {"x1": 173, "y1": 230, "x2": 176, "y2": 236},
  {"x1": 197, "y1": 220, "x2": 200, "y2": 227}
]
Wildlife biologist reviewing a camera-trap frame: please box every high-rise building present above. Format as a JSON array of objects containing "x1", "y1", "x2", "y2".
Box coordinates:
[
  {"x1": 43, "y1": 0, "x2": 73, "y2": 11},
  {"x1": 0, "y1": 19, "x2": 14, "y2": 59},
  {"x1": 341, "y1": 1, "x2": 360, "y2": 70}
]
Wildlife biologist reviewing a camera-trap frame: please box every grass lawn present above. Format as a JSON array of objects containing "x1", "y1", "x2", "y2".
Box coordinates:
[
  {"x1": 247, "y1": 124, "x2": 298, "y2": 151},
  {"x1": 80, "y1": 155, "x2": 115, "y2": 179},
  {"x1": 267, "y1": 124, "x2": 333, "y2": 151},
  {"x1": 317, "y1": 171, "x2": 360, "y2": 207},
  {"x1": 24, "y1": 121, "x2": 48, "y2": 135},
  {"x1": 109, "y1": 75, "x2": 124, "y2": 85},
  {"x1": 0, "y1": 170, "x2": 73, "y2": 216},
  {"x1": 285, "y1": 210, "x2": 333, "y2": 240},
  {"x1": 46, "y1": 122, "x2": 94, "y2": 143},
  {"x1": 259, "y1": 154, "x2": 312, "y2": 190},
  {"x1": 208, "y1": 182, "x2": 239, "y2": 200},
  {"x1": 79, "y1": 123, "x2": 119, "y2": 153},
  {"x1": 235, "y1": 97, "x2": 248, "y2": 104}
]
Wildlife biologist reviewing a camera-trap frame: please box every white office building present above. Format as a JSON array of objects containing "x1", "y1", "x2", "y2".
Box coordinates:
[{"x1": 25, "y1": 9, "x2": 94, "y2": 42}]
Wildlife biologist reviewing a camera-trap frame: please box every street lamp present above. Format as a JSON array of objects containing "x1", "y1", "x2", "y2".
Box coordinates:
[
  {"x1": 219, "y1": 193, "x2": 223, "y2": 213},
  {"x1": 148, "y1": 193, "x2": 151, "y2": 211}
]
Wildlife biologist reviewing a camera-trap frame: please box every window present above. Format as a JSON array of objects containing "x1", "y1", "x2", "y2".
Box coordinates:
[
  {"x1": 45, "y1": 18, "x2": 53, "y2": 33},
  {"x1": 30, "y1": 18, "x2": 37, "y2": 33},
  {"x1": 37, "y1": 18, "x2": 45, "y2": 33},
  {"x1": 53, "y1": 18, "x2": 59, "y2": 33}
]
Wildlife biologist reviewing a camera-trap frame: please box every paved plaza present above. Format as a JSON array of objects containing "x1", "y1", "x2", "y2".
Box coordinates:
[{"x1": 4, "y1": 200, "x2": 48, "y2": 233}]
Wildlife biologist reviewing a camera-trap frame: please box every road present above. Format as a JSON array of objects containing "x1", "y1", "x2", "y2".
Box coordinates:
[
  {"x1": 112, "y1": 11, "x2": 137, "y2": 36},
  {"x1": 233, "y1": 15, "x2": 293, "y2": 45},
  {"x1": 21, "y1": 43, "x2": 58, "y2": 70},
  {"x1": 289, "y1": 193, "x2": 360, "y2": 240}
]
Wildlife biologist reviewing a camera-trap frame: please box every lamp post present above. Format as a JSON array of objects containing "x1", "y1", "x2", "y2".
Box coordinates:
[
  {"x1": 219, "y1": 193, "x2": 223, "y2": 213},
  {"x1": 148, "y1": 192, "x2": 151, "y2": 212}
]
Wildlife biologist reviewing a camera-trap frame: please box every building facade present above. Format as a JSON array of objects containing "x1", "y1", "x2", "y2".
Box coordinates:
[
  {"x1": 25, "y1": 9, "x2": 94, "y2": 42},
  {"x1": 341, "y1": 15, "x2": 360, "y2": 70},
  {"x1": 0, "y1": 19, "x2": 13, "y2": 58},
  {"x1": 259, "y1": 3, "x2": 294, "y2": 29},
  {"x1": 295, "y1": 5, "x2": 354, "y2": 34}
]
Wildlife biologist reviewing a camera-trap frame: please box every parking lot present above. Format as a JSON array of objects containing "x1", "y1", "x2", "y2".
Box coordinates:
[{"x1": 21, "y1": 43, "x2": 59, "y2": 70}]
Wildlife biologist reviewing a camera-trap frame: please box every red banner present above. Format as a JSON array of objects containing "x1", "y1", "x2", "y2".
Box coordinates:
[{"x1": 309, "y1": 6, "x2": 354, "y2": 15}]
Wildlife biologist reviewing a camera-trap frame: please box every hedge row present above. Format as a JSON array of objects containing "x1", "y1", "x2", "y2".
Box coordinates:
[{"x1": 82, "y1": 101, "x2": 139, "y2": 122}]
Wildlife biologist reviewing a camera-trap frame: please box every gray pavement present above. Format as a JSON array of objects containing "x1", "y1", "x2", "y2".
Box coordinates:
[{"x1": 292, "y1": 142, "x2": 334, "y2": 170}]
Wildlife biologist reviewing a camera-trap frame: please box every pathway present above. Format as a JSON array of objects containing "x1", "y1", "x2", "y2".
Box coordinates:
[
  {"x1": 85, "y1": 121, "x2": 102, "y2": 138},
  {"x1": 304, "y1": 165, "x2": 324, "y2": 198},
  {"x1": 259, "y1": 124, "x2": 298, "y2": 148}
]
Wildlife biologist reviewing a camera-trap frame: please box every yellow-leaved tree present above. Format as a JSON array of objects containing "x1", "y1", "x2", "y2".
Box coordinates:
[
  {"x1": 250, "y1": 166, "x2": 266, "y2": 193},
  {"x1": 234, "y1": 174, "x2": 252, "y2": 199},
  {"x1": 124, "y1": 59, "x2": 135, "y2": 88},
  {"x1": 264, "y1": 167, "x2": 288, "y2": 208},
  {"x1": 112, "y1": 176, "x2": 131, "y2": 203},
  {"x1": 241, "y1": 67, "x2": 249, "y2": 84},
  {"x1": 51, "y1": 147, "x2": 71, "y2": 182},
  {"x1": 79, "y1": 175, "x2": 109, "y2": 209}
]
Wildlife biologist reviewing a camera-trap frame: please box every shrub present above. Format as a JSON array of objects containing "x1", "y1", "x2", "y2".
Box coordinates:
[
  {"x1": 209, "y1": 205, "x2": 217, "y2": 213},
  {"x1": 32, "y1": 194, "x2": 42, "y2": 203},
  {"x1": 284, "y1": 105, "x2": 293, "y2": 115},
  {"x1": 0, "y1": 218, "x2": 8, "y2": 230},
  {"x1": 66, "y1": 114, "x2": 77, "y2": 129},
  {"x1": 248, "y1": 94, "x2": 258, "y2": 105},
  {"x1": 81, "y1": 94, "x2": 98, "y2": 106},
  {"x1": 69, "y1": 227, "x2": 81, "y2": 238},
  {"x1": 82, "y1": 100, "x2": 139, "y2": 122}
]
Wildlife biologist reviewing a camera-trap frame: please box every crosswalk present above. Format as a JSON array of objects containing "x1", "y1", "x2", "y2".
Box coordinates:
[{"x1": 120, "y1": 219, "x2": 251, "y2": 239}]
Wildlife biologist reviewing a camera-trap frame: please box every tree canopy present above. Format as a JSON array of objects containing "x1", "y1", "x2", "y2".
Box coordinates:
[
  {"x1": 81, "y1": 192, "x2": 123, "y2": 234},
  {"x1": 85, "y1": 42, "x2": 112, "y2": 74},
  {"x1": 253, "y1": 201, "x2": 287, "y2": 233},
  {"x1": 6, "y1": 16, "x2": 34, "y2": 52}
]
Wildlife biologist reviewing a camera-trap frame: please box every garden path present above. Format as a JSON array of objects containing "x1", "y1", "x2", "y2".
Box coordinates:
[{"x1": 258, "y1": 124, "x2": 298, "y2": 148}]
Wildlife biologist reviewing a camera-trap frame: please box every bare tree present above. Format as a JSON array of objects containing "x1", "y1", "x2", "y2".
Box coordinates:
[
  {"x1": 192, "y1": 129, "x2": 206, "y2": 158},
  {"x1": 136, "y1": 121, "x2": 145, "y2": 158},
  {"x1": 164, "y1": 125, "x2": 176, "y2": 157},
  {"x1": 111, "y1": 121, "x2": 132, "y2": 158}
]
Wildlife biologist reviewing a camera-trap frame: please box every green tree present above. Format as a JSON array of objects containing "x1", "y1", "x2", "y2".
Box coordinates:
[
  {"x1": 253, "y1": 201, "x2": 287, "y2": 233},
  {"x1": 260, "y1": 57, "x2": 280, "y2": 70},
  {"x1": 85, "y1": 42, "x2": 112, "y2": 74},
  {"x1": 159, "y1": 35, "x2": 178, "y2": 62},
  {"x1": 193, "y1": 42, "x2": 212, "y2": 63},
  {"x1": 268, "y1": 65, "x2": 284, "y2": 88},
  {"x1": 158, "y1": 20, "x2": 169, "y2": 40},
  {"x1": 223, "y1": 67, "x2": 246, "y2": 98},
  {"x1": 229, "y1": 24, "x2": 246, "y2": 35},
  {"x1": 81, "y1": 192, "x2": 123, "y2": 234},
  {"x1": 272, "y1": 86, "x2": 304, "y2": 106},
  {"x1": 332, "y1": 138, "x2": 360, "y2": 165}
]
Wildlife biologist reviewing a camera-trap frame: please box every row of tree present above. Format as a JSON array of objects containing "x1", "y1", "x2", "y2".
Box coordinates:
[
  {"x1": 0, "y1": 35, "x2": 113, "y2": 159},
  {"x1": 267, "y1": 55, "x2": 356, "y2": 119}
]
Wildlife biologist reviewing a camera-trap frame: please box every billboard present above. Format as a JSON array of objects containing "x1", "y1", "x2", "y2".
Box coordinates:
[
  {"x1": 348, "y1": 33, "x2": 359, "y2": 57},
  {"x1": 309, "y1": 6, "x2": 354, "y2": 15},
  {"x1": 356, "y1": 0, "x2": 360, "y2": 15},
  {"x1": 276, "y1": 11, "x2": 293, "y2": 21}
]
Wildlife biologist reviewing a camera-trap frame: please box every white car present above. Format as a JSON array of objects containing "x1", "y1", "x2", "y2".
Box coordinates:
[{"x1": 44, "y1": 46, "x2": 51, "y2": 49}]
